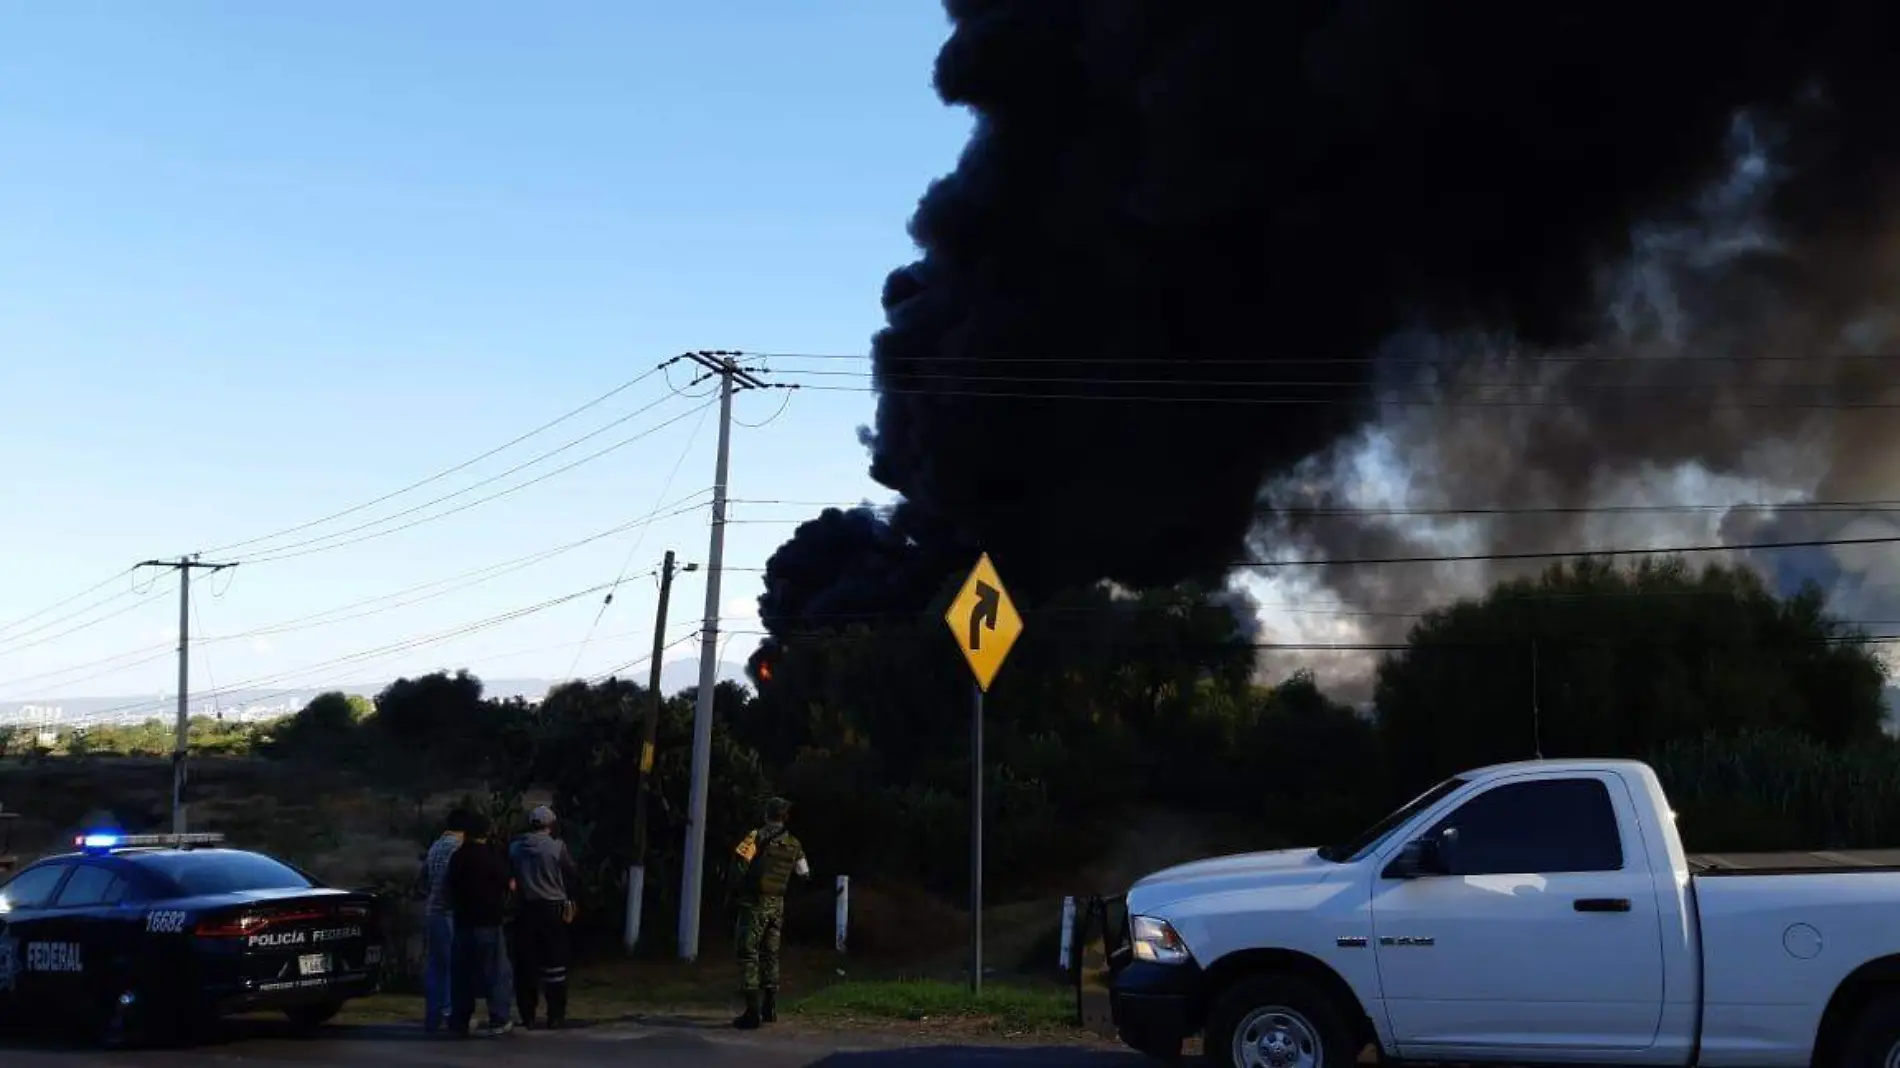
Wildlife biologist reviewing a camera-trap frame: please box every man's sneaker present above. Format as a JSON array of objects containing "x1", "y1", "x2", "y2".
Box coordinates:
[{"x1": 482, "y1": 1020, "x2": 515, "y2": 1037}]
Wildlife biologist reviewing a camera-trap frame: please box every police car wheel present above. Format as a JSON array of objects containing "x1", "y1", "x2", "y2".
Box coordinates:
[
  {"x1": 284, "y1": 1001, "x2": 343, "y2": 1030},
  {"x1": 91, "y1": 987, "x2": 147, "y2": 1050}
]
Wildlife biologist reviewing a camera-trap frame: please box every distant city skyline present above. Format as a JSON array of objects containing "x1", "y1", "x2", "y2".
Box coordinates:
[{"x1": 0, "y1": 657, "x2": 751, "y2": 732}]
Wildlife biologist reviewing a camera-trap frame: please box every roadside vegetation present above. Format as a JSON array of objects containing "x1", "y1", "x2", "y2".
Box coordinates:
[{"x1": 2, "y1": 557, "x2": 1889, "y2": 1034}]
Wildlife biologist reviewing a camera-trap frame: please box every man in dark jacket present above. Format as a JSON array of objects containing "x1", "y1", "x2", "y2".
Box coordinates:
[{"x1": 445, "y1": 813, "x2": 515, "y2": 1037}]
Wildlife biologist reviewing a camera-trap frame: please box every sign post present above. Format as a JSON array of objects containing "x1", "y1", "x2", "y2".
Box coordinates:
[{"x1": 944, "y1": 552, "x2": 1023, "y2": 995}]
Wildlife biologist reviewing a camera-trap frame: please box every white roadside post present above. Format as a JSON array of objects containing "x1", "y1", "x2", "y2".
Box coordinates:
[
  {"x1": 624, "y1": 865, "x2": 646, "y2": 950},
  {"x1": 835, "y1": 875, "x2": 850, "y2": 954},
  {"x1": 1059, "y1": 896, "x2": 1077, "y2": 970}
]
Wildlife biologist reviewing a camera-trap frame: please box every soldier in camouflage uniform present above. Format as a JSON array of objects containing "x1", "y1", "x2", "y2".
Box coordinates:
[{"x1": 730, "y1": 796, "x2": 809, "y2": 1030}]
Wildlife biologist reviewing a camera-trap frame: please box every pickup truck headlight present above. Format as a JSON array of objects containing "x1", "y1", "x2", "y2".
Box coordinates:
[{"x1": 1129, "y1": 915, "x2": 1192, "y2": 965}]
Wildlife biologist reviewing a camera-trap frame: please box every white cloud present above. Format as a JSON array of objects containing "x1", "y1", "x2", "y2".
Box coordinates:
[{"x1": 249, "y1": 637, "x2": 274, "y2": 655}]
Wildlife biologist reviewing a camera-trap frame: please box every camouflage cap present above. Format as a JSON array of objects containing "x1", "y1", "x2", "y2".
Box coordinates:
[{"x1": 763, "y1": 796, "x2": 792, "y2": 820}]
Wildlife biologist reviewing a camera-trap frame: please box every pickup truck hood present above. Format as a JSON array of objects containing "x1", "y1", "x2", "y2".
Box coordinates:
[{"x1": 1127, "y1": 847, "x2": 1334, "y2": 912}]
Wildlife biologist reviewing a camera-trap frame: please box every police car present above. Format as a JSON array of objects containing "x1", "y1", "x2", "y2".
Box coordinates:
[{"x1": 0, "y1": 831, "x2": 385, "y2": 1047}]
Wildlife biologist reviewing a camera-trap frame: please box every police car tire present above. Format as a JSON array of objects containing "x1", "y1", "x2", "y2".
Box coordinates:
[
  {"x1": 91, "y1": 985, "x2": 148, "y2": 1050},
  {"x1": 284, "y1": 1001, "x2": 343, "y2": 1030}
]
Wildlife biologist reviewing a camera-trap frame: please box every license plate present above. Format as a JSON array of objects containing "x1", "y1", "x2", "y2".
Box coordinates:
[{"x1": 298, "y1": 954, "x2": 330, "y2": 977}]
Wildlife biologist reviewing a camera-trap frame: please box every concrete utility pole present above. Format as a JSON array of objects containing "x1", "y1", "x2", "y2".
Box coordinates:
[
  {"x1": 626, "y1": 549, "x2": 695, "y2": 951},
  {"x1": 677, "y1": 350, "x2": 767, "y2": 962},
  {"x1": 137, "y1": 555, "x2": 237, "y2": 835}
]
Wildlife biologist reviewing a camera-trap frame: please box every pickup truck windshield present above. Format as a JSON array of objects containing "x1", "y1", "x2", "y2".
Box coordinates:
[{"x1": 1318, "y1": 777, "x2": 1467, "y2": 862}]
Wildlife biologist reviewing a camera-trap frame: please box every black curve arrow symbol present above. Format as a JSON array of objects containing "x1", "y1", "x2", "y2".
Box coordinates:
[{"x1": 968, "y1": 580, "x2": 1000, "y2": 652}]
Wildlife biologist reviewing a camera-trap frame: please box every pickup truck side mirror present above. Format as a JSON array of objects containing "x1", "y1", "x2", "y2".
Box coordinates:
[
  {"x1": 1383, "y1": 828, "x2": 1459, "y2": 880},
  {"x1": 1435, "y1": 826, "x2": 1460, "y2": 873}
]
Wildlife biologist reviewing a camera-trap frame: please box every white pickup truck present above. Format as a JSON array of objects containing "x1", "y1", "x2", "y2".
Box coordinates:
[{"x1": 1107, "y1": 759, "x2": 1900, "y2": 1068}]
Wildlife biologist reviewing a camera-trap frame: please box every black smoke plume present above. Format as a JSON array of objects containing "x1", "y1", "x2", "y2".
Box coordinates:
[{"x1": 760, "y1": 0, "x2": 1900, "y2": 663}]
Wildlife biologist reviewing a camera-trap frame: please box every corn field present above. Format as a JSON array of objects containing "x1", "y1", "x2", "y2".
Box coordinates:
[{"x1": 1650, "y1": 728, "x2": 1900, "y2": 852}]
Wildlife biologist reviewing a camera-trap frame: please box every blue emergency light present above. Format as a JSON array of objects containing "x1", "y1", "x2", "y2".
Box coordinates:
[{"x1": 74, "y1": 831, "x2": 225, "y2": 853}]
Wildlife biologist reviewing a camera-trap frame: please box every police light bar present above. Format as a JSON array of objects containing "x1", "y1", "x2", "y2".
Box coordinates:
[{"x1": 75, "y1": 832, "x2": 225, "y2": 851}]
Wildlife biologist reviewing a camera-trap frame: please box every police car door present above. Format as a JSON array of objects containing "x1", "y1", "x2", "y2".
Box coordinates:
[
  {"x1": 46, "y1": 862, "x2": 130, "y2": 1010},
  {"x1": 0, "y1": 861, "x2": 75, "y2": 1011}
]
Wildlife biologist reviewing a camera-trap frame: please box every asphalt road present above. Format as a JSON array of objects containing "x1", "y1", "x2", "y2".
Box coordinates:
[{"x1": 1, "y1": 1018, "x2": 1153, "y2": 1067}]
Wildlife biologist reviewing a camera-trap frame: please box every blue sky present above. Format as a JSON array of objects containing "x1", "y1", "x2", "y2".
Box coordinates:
[{"x1": 0, "y1": 2, "x2": 974, "y2": 710}]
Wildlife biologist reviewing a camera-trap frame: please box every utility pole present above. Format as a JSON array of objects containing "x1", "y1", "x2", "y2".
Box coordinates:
[
  {"x1": 137, "y1": 555, "x2": 237, "y2": 835},
  {"x1": 678, "y1": 350, "x2": 767, "y2": 962},
  {"x1": 626, "y1": 549, "x2": 695, "y2": 952},
  {"x1": 1530, "y1": 637, "x2": 1544, "y2": 761}
]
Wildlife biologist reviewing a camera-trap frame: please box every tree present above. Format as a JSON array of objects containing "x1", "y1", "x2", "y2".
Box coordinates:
[
  {"x1": 367, "y1": 670, "x2": 512, "y2": 798},
  {"x1": 1373, "y1": 557, "x2": 1889, "y2": 795},
  {"x1": 734, "y1": 581, "x2": 1273, "y2": 894},
  {"x1": 520, "y1": 679, "x2": 771, "y2": 942},
  {"x1": 260, "y1": 691, "x2": 371, "y2": 762}
]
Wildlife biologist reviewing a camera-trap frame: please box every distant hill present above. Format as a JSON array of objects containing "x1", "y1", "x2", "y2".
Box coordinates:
[{"x1": 0, "y1": 660, "x2": 751, "y2": 730}]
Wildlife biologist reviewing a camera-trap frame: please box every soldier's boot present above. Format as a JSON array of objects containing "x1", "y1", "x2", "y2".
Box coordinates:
[
  {"x1": 733, "y1": 991, "x2": 762, "y2": 1030},
  {"x1": 761, "y1": 988, "x2": 778, "y2": 1024}
]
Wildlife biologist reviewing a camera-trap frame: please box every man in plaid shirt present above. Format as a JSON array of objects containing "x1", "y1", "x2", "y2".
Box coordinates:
[{"x1": 422, "y1": 808, "x2": 472, "y2": 1033}]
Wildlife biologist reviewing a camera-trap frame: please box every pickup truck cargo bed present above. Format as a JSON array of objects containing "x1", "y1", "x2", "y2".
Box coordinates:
[{"x1": 1690, "y1": 849, "x2": 1900, "y2": 872}]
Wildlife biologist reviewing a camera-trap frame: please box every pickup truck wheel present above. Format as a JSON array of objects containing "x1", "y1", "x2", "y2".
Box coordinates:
[
  {"x1": 1206, "y1": 974, "x2": 1354, "y2": 1068},
  {"x1": 1841, "y1": 989, "x2": 1900, "y2": 1068}
]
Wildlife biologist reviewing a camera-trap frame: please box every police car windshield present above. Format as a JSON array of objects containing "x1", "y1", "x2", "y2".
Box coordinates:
[{"x1": 128, "y1": 851, "x2": 314, "y2": 895}]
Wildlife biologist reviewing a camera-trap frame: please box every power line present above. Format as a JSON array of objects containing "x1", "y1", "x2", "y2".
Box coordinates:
[
  {"x1": 770, "y1": 365, "x2": 1896, "y2": 393},
  {"x1": 0, "y1": 576, "x2": 185, "y2": 657},
  {"x1": 0, "y1": 647, "x2": 177, "y2": 697},
  {"x1": 3, "y1": 493, "x2": 714, "y2": 697},
  {"x1": 725, "y1": 496, "x2": 1900, "y2": 520},
  {"x1": 1231, "y1": 531, "x2": 1900, "y2": 569},
  {"x1": 198, "y1": 364, "x2": 674, "y2": 557},
  {"x1": 0, "y1": 568, "x2": 138, "y2": 641},
  {"x1": 744, "y1": 348, "x2": 1900, "y2": 367},
  {"x1": 6, "y1": 393, "x2": 713, "y2": 658},
  {"x1": 237, "y1": 397, "x2": 718, "y2": 564},
  {"x1": 764, "y1": 379, "x2": 1900, "y2": 410},
  {"x1": 589, "y1": 630, "x2": 703, "y2": 684},
  {"x1": 222, "y1": 493, "x2": 710, "y2": 641},
  {"x1": 568, "y1": 402, "x2": 715, "y2": 678},
  {"x1": 731, "y1": 388, "x2": 796, "y2": 428},
  {"x1": 69, "y1": 582, "x2": 616, "y2": 726},
  {"x1": 720, "y1": 627, "x2": 1900, "y2": 652},
  {"x1": 716, "y1": 530, "x2": 1900, "y2": 575},
  {"x1": 192, "y1": 593, "x2": 224, "y2": 723}
]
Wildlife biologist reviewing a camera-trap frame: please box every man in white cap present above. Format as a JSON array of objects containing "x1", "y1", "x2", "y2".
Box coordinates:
[{"x1": 508, "y1": 804, "x2": 578, "y2": 1029}]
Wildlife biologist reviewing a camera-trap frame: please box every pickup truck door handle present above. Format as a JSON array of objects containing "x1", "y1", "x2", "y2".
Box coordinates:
[{"x1": 1573, "y1": 897, "x2": 1631, "y2": 913}]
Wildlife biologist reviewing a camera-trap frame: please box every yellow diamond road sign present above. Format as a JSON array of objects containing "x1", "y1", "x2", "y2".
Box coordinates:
[{"x1": 945, "y1": 553, "x2": 1022, "y2": 692}]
